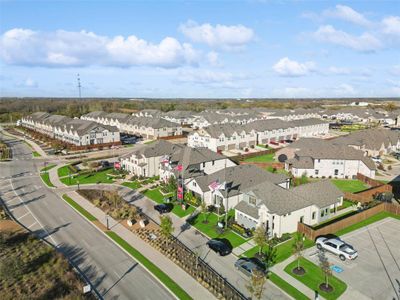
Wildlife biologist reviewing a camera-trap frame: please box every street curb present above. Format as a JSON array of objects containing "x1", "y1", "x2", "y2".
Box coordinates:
[{"x1": 61, "y1": 193, "x2": 181, "y2": 300}]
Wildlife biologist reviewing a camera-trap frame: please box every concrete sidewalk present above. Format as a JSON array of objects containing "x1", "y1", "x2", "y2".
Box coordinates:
[
  {"x1": 49, "y1": 164, "x2": 67, "y2": 188},
  {"x1": 65, "y1": 191, "x2": 215, "y2": 300}
]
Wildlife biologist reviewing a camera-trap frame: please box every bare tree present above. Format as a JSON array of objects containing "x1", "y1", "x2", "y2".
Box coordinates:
[
  {"x1": 292, "y1": 232, "x2": 305, "y2": 272},
  {"x1": 318, "y1": 250, "x2": 332, "y2": 289},
  {"x1": 246, "y1": 269, "x2": 266, "y2": 300}
]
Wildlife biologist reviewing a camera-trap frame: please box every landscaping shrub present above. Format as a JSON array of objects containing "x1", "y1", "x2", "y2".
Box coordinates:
[{"x1": 231, "y1": 223, "x2": 247, "y2": 236}]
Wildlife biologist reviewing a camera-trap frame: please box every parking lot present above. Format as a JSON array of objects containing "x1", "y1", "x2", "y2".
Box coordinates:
[{"x1": 305, "y1": 217, "x2": 400, "y2": 300}]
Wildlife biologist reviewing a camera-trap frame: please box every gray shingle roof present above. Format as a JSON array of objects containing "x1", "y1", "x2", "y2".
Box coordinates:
[
  {"x1": 127, "y1": 140, "x2": 184, "y2": 158},
  {"x1": 194, "y1": 164, "x2": 288, "y2": 198},
  {"x1": 237, "y1": 179, "x2": 343, "y2": 216}
]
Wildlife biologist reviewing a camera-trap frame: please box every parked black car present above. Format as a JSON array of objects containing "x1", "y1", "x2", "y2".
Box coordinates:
[
  {"x1": 154, "y1": 203, "x2": 173, "y2": 214},
  {"x1": 206, "y1": 239, "x2": 232, "y2": 256}
]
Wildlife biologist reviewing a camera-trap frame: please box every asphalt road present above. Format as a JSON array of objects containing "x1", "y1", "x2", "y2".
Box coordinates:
[{"x1": 0, "y1": 131, "x2": 174, "y2": 300}]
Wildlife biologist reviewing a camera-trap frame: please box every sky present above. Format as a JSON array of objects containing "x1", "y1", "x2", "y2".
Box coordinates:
[{"x1": 0, "y1": 0, "x2": 399, "y2": 98}]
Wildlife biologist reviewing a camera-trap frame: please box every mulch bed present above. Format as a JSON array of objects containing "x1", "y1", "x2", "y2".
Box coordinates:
[
  {"x1": 319, "y1": 283, "x2": 334, "y2": 292},
  {"x1": 292, "y1": 267, "x2": 306, "y2": 275}
]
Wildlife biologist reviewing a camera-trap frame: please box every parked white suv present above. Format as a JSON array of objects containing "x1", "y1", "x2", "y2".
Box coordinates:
[{"x1": 316, "y1": 237, "x2": 358, "y2": 261}]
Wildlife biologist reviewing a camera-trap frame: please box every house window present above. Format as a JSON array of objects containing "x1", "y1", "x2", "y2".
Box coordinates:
[
  {"x1": 334, "y1": 169, "x2": 339, "y2": 176},
  {"x1": 315, "y1": 169, "x2": 319, "y2": 175},
  {"x1": 312, "y1": 212, "x2": 316, "y2": 220},
  {"x1": 249, "y1": 196, "x2": 256, "y2": 205},
  {"x1": 193, "y1": 182, "x2": 197, "y2": 187},
  {"x1": 212, "y1": 160, "x2": 215, "y2": 166}
]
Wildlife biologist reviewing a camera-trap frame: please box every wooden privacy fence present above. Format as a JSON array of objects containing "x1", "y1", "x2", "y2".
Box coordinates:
[
  {"x1": 239, "y1": 161, "x2": 285, "y2": 169},
  {"x1": 298, "y1": 203, "x2": 400, "y2": 240},
  {"x1": 344, "y1": 173, "x2": 393, "y2": 203}
]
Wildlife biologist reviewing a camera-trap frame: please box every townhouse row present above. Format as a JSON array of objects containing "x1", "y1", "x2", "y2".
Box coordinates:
[
  {"x1": 20, "y1": 112, "x2": 120, "y2": 146},
  {"x1": 120, "y1": 140, "x2": 344, "y2": 237},
  {"x1": 81, "y1": 111, "x2": 182, "y2": 139},
  {"x1": 188, "y1": 118, "x2": 329, "y2": 152}
]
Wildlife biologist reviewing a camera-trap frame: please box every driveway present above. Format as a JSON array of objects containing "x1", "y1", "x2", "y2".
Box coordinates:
[{"x1": 305, "y1": 217, "x2": 400, "y2": 300}]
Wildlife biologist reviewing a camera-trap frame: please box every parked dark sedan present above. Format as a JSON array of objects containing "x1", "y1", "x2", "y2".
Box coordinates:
[
  {"x1": 234, "y1": 257, "x2": 266, "y2": 277},
  {"x1": 206, "y1": 239, "x2": 232, "y2": 256},
  {"x1": 154, "y1": 203, "x2": 173, "y2": 214}
]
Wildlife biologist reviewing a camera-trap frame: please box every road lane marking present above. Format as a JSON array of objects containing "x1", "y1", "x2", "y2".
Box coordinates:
[
  {"x1": 9, "y1": 178, "x2": 59, "y2": 247},
  {"x1": 28, "y1": 222, "x2": 37, "y2": 229},
  {"x1": 18, "y1": 212, "x2": 30, "y2": 220}
]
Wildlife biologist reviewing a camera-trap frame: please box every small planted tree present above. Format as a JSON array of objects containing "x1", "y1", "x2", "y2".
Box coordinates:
[
  {"x1": 318, "y1": 250, "x2": 333, "y2": 292},
  {"x1": 263, "y1": 242, "x2": 277, "y2": 271},
  {"x1": 292, "y1": 232, "x2": 305, "y2": 275},
  {"x1": 246, "y1": 269, "x2": 266, "y2": 300},
  {"x1": 200, "y1": 201, "x2": 208, "y2": 224},
  {"x1": 253, "y1": 225, "x2": 268, "y2": 256},
  {"x1": 160, "y1": 215, "x2": 174, "y2": 246}
]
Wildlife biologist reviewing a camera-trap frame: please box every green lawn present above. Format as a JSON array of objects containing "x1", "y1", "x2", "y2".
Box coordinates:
[
  {"x1": 62, "y1": 194, "x2": 97, "y2": 221},
  {"x1": 106, "y1": 231, "x2": 191, "y2": 300},
  {"x1": 243, "y1": 153, "x2": 275, "y2": 163},
  {"x1": 188, "y1": 211, "x2": 247, "y2": 248},
  {"x1": 32, "y1": 151, "x2": 41, "y2": 157},
  {"x1": 331, "y1": 179, "x2": 368, "y2": 193},
  {"x1": 284, "y1": 258, "x2": 347, "y2": 300},
  {"x1": 143, "y1": 188, "x2": 167, "y2": 204},
  {"x1": 172, "y1": 204, "x2": 196, "y2": 218},
  {"x1": 40, "y1": 173, "x2": 55, "y2": 188},
  {"x1": 243, "y1": 234, "x2": 314, "y2": 264},
  {"x1": 264, "y1": 166, "x2": 289, "y2": 175},
  {"x1": 60, "y1": 168, "x2": 114, "y2": 185},
  {"x1": 57, "y1": 165, "x2": 73, "y2": 177},
  {"x1": 335, "y1": 211, "x2": 400, "y2": 236},
  {"x1": 269, "y1": 272, "x2": 309, "y2": 300},
  {"x1": 144, "y1": 188, "x2": 196, "y2": 218},
  {"x1": 122, "y1": 181, "x2": 142, "y2": 190}
]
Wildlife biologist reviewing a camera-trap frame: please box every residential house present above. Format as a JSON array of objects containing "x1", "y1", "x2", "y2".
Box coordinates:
[
  {"x1": 284, "y1": 140, "x2": 376, "y2": 179},
  {"x1": 186, "y1": 164, "x2": 290, "y2": 212},
  {"x1": 120, "y1": 140, "x2": 184, "y2": 177},
  {"x1": 235, "y1": 180, "x2": 344, "y2": 237}
]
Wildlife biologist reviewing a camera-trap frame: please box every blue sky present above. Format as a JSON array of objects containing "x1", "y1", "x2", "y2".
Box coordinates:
[{"x1": 0, "y1": 0, "x2": 399, "y2": 98}]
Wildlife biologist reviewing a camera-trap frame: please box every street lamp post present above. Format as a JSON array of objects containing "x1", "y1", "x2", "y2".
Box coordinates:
[
  {"x1": 105, "y1": 213, "x2": 109, "y2": 230},
  {"x1": 77, "y1": 180, "x2": 80, "y2": 190}
]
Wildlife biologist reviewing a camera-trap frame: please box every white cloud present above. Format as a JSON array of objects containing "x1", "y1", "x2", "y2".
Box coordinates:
[
  {"x1": 327, "y1": 66, "x2": 351, "y2": 75},
  {"x1": 312, "y1": 25, "x2": 382, "y2": 52},
  {"x1": 272, "y1": 57, "x2": 316, "y2": 77},
  {"x1": 381, "y1": 16, "x2": 400, "y2": 36},
  {"x1": 334, "y1": 83, "x2": 356, "y2": 95},
  {"x1": 0, "y1": 28, "x2": 199, "y2": 68},
  {"x1": 177, "y1": 69, "x2": 248, "y2": 88},
  {"x1": 323, "y1": 5, "x2": 372, "y2": 27},
  {"x1": 179, "y1": 21, "x2": 254, "y2": 50},
  {"x1": 207, "y1": 51, "x2": 220, "y2": 66}
]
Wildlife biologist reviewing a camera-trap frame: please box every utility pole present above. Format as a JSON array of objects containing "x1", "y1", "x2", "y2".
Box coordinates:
[{"x1": 77, "y1": 74, "x2": 82, "y2": 99}]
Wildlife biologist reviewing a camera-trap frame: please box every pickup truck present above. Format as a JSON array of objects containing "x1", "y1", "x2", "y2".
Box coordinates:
[{"x1": 316, "y1": 237, "x2": 358, "y2": 261}]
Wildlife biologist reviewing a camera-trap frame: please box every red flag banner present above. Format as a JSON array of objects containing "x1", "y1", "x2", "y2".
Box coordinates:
[{"x1": 175, "y1": 164, "x2": 183, "y2": 171}]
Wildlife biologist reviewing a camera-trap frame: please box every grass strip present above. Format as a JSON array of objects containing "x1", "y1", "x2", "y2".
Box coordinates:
[
  {"x1": 32, "y1": 151, "x2": 41, "y2": 157},
  {"x1": 106, "y1": 231, "x2": 192, "y2": 300},
  {"x1": 62, "y1": 194, "x2": 97, "y2": 222},
  {"x1": 40, "y1": 173, "x2": 55, "y2": 188},
  {"x1": 269, "y1": 272, "x2": 310, "y2": 300},
  {"x1": 284, "y1": 258, "x2": 347, "y2": 300}
]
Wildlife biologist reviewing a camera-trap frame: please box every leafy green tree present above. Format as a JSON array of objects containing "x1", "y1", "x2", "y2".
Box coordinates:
[
  {"x1": 263, "y1": 242, "x2": 277, "y2": 270},
  {"x1": 200, "y1": 201, "x2": 208, "y2": 223},
  {"x1": 160, "y1": 215, "x2": 174, "y2": 246},
  {"x1": 253, "y1": 225, "x2": 268, "y2": 255},
  {"x1": 292, "y1": 232, "x2": 305, "y2": 272}
]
